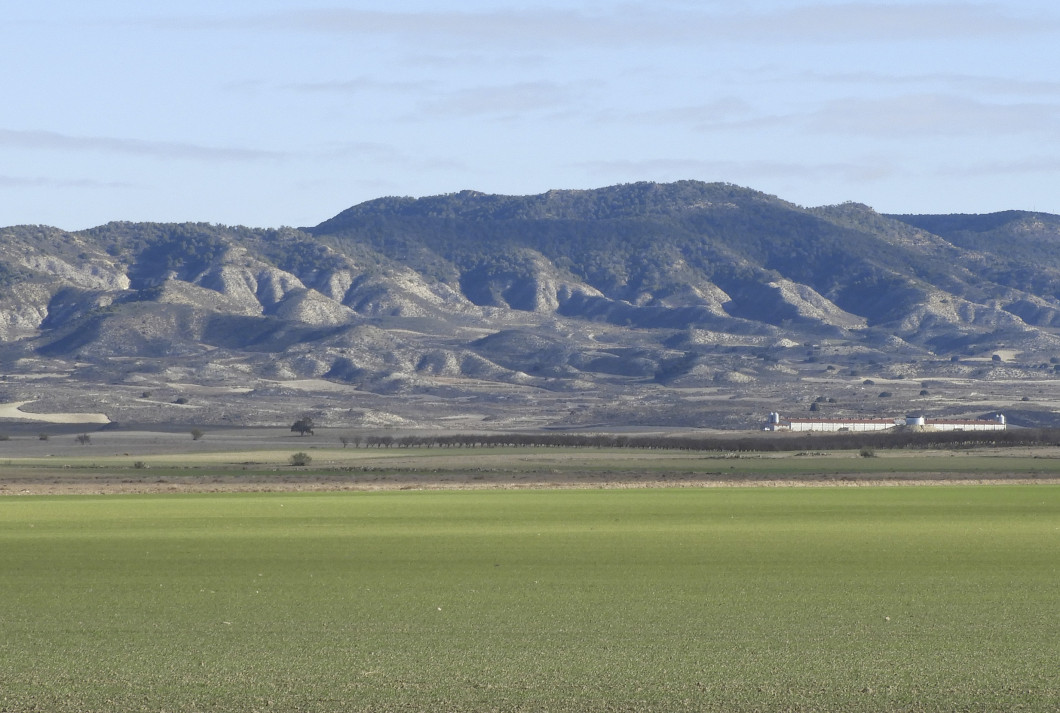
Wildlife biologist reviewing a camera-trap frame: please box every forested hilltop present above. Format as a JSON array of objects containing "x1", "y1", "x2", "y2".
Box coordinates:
[{"x1": 2, "y1": 180, "x2": 1060, "y2": 431}]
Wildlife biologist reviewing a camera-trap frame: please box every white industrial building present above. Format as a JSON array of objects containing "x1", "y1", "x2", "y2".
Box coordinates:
[{"x1": 765, "y1": 412, "x2": 1006, "y2": 432}]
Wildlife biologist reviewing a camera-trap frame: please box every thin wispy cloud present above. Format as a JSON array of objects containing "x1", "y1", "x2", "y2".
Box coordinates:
[
  {"x1": 577, "y1": 158, "x2": 897, "y2": 184},
  {"x1": 936, "y1": 156, "x2": 1060, "y2": 176},
  {"x1": 147, "y1": 7, "x2": 627, "y2": 47},
  {"x1": 317, "y1": 141, "x2": 409, "y2": 161},
  {"x1": 629, "y1": 92, "x2": 1060, "y2": 138},
  {"x1": 742, "y1": 2, "x2": 1055, "y2": 42},
  {"x1": 615, "y1": 99, "x2": 778, "y2": 133},
  {"x1": 0, "y1": 129, "x2": 283, "y2": 162},
  {"x1": 774, "y1": 70, "x2": 1060, "y2": 98},
  {"x1": 421, "y1": 81, "x2": 584, "y2": 118},
  {"x1": 144, "y1": 3, "x2": 1060, "y2": 49},
  {"x1": 807, "y1": 94, "x2": 1060, "y2": 137},
  {"x1": 314, "y1": 141, "x2": 465, "y2": 171},
  {"x1": 401, "y1": 52, "x2": 548, "y2": 71},
  {"x1": 0, "y1": 175, "x2": 134, "y2": 189},
  {"x1": 626, "y1": 98, "x2": 759, "y2": 126},
  {"x1": 286, "y1": 77, "x2": 437, "y2": 95}
]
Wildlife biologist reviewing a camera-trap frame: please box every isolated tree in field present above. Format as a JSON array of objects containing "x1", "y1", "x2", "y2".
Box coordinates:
[
  {"x1": 291, "y1": 416, "x2": 315, "y2": 436},
  {"x1": 76, "y1": 433, "x2": 91, "y2": 446},
  {"x1": 190, "y1": 428, "x2": 205, "y2": 440}
]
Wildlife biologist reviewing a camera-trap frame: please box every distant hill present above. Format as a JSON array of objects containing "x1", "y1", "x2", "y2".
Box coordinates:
[{"x1": 2, "y1": 181, "x2": 1059, "y2": 430}]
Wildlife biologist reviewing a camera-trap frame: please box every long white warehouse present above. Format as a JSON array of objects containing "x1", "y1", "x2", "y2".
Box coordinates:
[{"x1": 765, "y1": 413, "x2": 1006, "y2": 432}]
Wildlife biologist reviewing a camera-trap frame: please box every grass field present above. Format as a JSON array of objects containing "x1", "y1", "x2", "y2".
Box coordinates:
[{"x1": 1, "y1": 485, "x2": 1058, "y2": 712}]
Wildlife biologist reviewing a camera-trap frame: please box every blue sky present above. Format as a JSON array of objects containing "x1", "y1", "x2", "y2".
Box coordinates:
[{"x1": 3, "y1": 1, "x2": 1060, "y2": 230}]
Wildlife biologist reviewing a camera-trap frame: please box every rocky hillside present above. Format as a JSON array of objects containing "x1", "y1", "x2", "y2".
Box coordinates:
[{"x1": 2, "y1": 181, "x2": 1060, "y2": 430}]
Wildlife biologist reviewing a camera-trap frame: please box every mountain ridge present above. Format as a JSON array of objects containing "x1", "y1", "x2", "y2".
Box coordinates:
[{"x1": 2, "y1": 180, "x2": 1060, "y2": 430}]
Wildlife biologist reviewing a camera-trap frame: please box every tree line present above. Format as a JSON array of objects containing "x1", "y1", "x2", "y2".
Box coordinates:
[{"x1": 336, "y1": 428, "x2": 1060, "y2": 452}]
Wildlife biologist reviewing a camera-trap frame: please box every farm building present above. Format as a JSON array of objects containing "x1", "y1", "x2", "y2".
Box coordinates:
[{"x1": 765, "y1": 412, "x2": 1006, "y2": 432}]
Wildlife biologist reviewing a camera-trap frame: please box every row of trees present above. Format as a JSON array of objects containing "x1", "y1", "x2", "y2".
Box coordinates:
[{"x1": 328, "y1": 428, "x2": 1060, "y2": 452}]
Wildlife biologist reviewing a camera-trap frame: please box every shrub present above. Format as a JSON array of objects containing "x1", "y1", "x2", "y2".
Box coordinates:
[
  {"x1": 878, "y1": 391, "x2": 892, "y2": 398},
  {"x1": 859, "y1": 447, "x2": 876, "y2": 458},
  {"x1": 190, "y1": 428, "x2": 205, "y2": 440},
  {"x1": 133, "y1": 461, "x2": 148, "y2": 469},
  {"x1": 38, "y1": 432, "x2": 49, "y2": 441},
  {"x1": 174, "y1": 397, "x2": 189, "y2": 405},
  {"x1": 289, "y1": 452, "x2": 312, "y2": 466}
]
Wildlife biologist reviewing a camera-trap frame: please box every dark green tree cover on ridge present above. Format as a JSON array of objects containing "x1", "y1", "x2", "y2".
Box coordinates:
[{"x1": 4, "y1": 180, "x2": 1060, "y2": 356}]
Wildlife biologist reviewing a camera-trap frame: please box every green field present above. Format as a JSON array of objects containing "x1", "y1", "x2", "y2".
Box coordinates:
[
  {"x1": 2, "y1": 486, "x2": 1058, "y2": 712},
  {"x1": 7, "y1": 443, "x2": 1060, "y2": 483}
]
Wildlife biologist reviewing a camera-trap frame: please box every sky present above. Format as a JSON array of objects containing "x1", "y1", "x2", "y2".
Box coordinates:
[{"x1": 3, "y1": 0, "x2": 1060, "y2": 230}]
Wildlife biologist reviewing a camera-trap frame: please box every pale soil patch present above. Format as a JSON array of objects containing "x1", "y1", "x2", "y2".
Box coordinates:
[
  {"x1": 257, "y1": 378, "x2": 361, "y2": 393},
  {"x1": 0, "y1": 401, "x2": 110, "y2": 424},
  {"x1": 164, "y1": 383, "x2": 253, "y2": 394},
  {"x1": 969, "y1": 349, "x2": 1021, "y2": 362}
]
